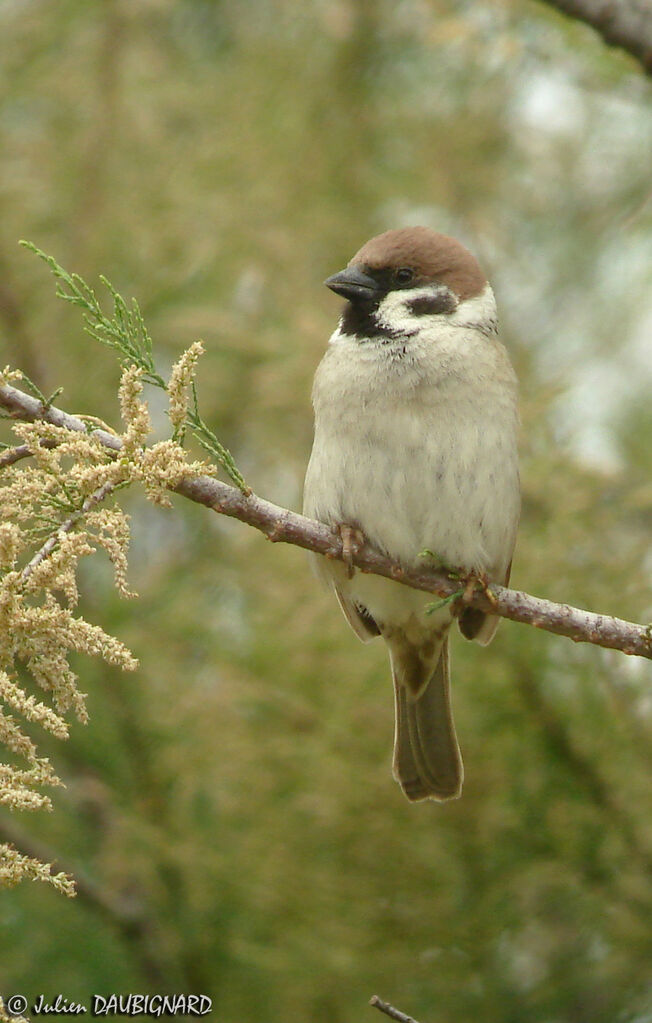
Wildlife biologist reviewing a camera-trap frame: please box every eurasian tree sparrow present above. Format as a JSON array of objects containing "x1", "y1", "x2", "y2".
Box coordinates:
[{"x1": 303, "y1": 227, "x2": 520, "y2": 802}]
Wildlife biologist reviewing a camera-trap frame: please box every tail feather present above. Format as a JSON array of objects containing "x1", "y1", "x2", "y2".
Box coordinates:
[
  {"x1": 392, "y1": 637, "x2": 463, "y2": 802},
  {"x1": 393, "y1": 684, "x2": 432, "y2": 801}
]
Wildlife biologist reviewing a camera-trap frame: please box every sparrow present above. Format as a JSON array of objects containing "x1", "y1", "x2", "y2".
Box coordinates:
[{"x1": 303, "y1": 227, "x2": 520, "y2": 802}]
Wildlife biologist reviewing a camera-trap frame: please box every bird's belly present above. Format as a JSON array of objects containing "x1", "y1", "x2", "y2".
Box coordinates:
[
  {"x1": 308, "y1": 418, "x2": 514, "y2": 564},
  {"x1": 304, "y1": 404, "x2": 518, "y2": 627}
]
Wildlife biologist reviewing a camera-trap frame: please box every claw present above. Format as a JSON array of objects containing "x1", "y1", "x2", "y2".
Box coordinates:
[
  {"x1": 338, "y1": 523, "x2": 364, "y2": 578},
  {"x1": 461, "y1": 570, "x2": 497, "y2": 607}
]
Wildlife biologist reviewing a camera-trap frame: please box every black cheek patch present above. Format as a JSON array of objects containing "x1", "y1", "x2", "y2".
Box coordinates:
[{"x1": 408, "y1": 292, "x2": 457, "y2": 316}]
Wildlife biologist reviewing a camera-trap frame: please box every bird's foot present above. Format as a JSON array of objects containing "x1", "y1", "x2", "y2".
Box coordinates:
[
  {"x1": 334, "y1": 523, "x2": 365, "y2": 578},
  {"x1": 460, "y1": 569, "x2": 498, "y2": 608}
]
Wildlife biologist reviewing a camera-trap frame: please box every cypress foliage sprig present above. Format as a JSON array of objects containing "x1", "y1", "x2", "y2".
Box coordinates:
[
  {"x1": 19, "y1": 242, "x2": 248, "y2": 493},
  {"x1": 20, "y1": 241, "x2": 166, "y2": 389}
]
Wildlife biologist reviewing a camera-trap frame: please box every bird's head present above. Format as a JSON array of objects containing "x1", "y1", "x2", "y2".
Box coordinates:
[{"x1": 325, "y1": 227, "x2": 495, "y2": 341}]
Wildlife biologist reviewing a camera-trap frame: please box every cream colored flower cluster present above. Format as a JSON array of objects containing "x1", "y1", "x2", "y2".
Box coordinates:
[
  {"x1": 167, "y1": 340, "x2": 204, "y2": 434},
  {"x1": 0, "y1": 841, "x2": 75, "y2": 896},
  {"x1": 0, "y1": 350, "x2": 213, "y2": 893}
]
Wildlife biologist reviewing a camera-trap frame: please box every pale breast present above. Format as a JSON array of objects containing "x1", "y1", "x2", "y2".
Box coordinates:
[{"x1": 304, "y1": 328, "x2": 519, "y2": 640}]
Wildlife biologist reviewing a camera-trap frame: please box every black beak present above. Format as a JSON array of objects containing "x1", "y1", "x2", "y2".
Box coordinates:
[{"x1": 324, "y1": 265, "x2": 379, "y2": 302}]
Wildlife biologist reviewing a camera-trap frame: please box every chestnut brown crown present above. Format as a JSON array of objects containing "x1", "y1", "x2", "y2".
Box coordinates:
[{"x1": 350, "y1": 227, "x2": 487, "y2": 303}]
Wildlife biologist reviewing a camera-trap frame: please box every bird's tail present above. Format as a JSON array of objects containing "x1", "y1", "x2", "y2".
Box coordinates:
[{"x1": 390, "y1": 636, "x2": 463, "y2": 802}]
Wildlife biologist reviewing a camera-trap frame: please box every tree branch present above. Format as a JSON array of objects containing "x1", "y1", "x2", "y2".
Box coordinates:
[
  {"x1": 1, "y1": 380, "x2": 651, "y2": 661},
  {"x1": 0, "y1": 817, "x2": 167, "y2": 987},
  {"x1": 0, "y1": 440, "x2": 58, "y2": 468},
  {"x1": 20, "y1": 479, "x2": 117, "y2": 583},
  {"x1": 515, "y1": 661, "x2": 652, "y2": 885},
  {"x1": 370, "y1": 995, "x2": 422, "y2": 1023},
  {"x1": 538, "y1": 0, "x2": 652, "y2": 75}
]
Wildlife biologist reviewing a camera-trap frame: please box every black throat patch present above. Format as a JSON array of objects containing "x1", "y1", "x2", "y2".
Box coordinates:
[{"x1": 339, "y1": 299, "x2": 401, "y2": 341}]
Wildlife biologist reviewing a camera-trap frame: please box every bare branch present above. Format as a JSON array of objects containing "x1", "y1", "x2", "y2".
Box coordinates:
[
  {"x1": 1, "y1": 381, "x2": 651, "y2": 661},
  {"x1": 20, "y1": 479, "x2": 117, "y2": 583},
  {"x1": 538, "y1": 0, "x2": 652, "y2": 75},
  {"x1": 0, "y1": 441, "x2": 55, "y2": 468},
  {"x1": 370, "y1": 995, "x2": 422, "y2": 1023},
  {"x1": 0, "y1": 379, "x2": 122, "y2": 453},
  {"x1": 515, "y1": 663, "x2": 652, "y2": 881},
  {"x1": 0, "y1": 817, "x2": 167, "y2": 987}
]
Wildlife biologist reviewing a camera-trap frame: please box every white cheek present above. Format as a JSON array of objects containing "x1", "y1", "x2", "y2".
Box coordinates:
[
  {"x1": 449, "y1": 285, "x2": 497, "y2": 331},
  {"x1": 374, "y1": 285, "x2": 454, "y2": 334},
  {"x1": 375, "y1": 283, "x2": 498, "y2": 336}
]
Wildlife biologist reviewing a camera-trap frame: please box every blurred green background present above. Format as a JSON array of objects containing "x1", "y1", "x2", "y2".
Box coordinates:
[{"x1": 1, "y1": 1, "x2": 651, "y2": 1020}]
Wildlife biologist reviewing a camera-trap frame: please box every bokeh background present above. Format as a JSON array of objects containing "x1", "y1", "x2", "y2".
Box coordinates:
[{"x1": 1, "y1": 1, "x2": 652, "y2": 1020}]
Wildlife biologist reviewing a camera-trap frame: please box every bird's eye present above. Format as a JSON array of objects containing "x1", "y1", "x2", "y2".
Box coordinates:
[{"x1": 394, "y1": 267, "x2": 414, "y2": 286}]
